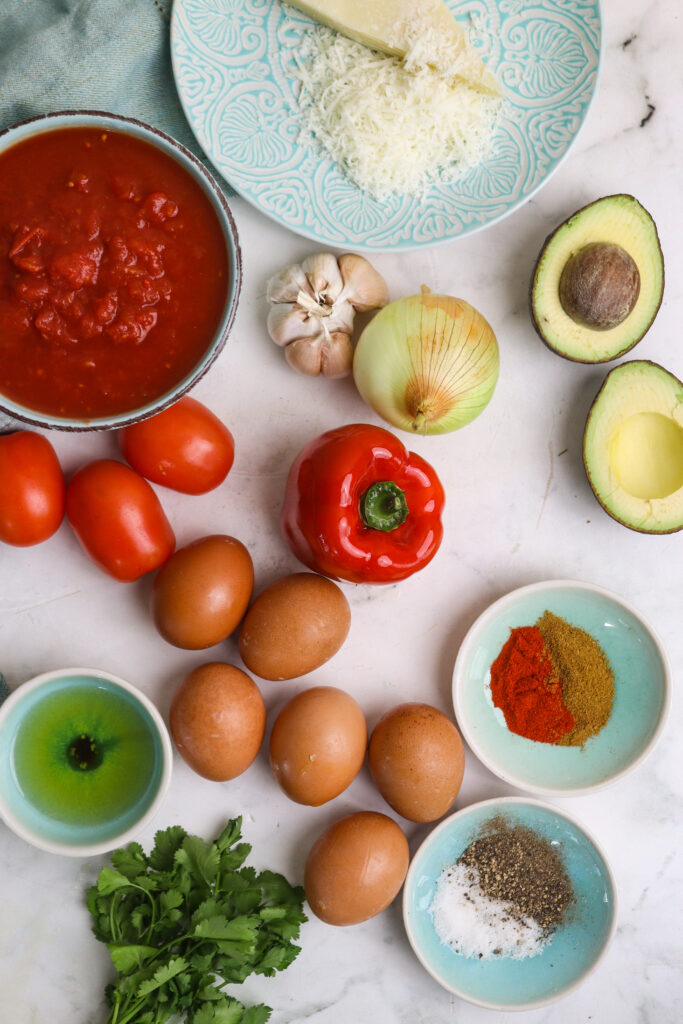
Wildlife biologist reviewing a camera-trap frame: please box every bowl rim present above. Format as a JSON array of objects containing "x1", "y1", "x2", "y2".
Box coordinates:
[
  {"x1": 0, "y1": 666, "x2": 173, "y2": 857},
  {"x1": 452, "y1": 578, "x2": 672, "y2": 797},
  {"x1": 402, "y1": 795, "x2": 619, "y2": 1011},
  {"x1": 0, "y1": 109, "x2": 242, "y2": 432}
]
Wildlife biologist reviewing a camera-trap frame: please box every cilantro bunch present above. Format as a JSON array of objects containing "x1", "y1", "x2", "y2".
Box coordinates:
[{"x1": 87, "y1": 818, "x2": 307, "y2": 1024}]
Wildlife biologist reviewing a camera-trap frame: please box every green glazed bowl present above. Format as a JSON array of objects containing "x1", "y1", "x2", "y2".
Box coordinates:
[
  {"x1": 403, "y1": 797, "x2": 617, "y2": 1009},
  {"x1": 0, "y1": 667, "x2": 172, "y2": 857},
  {"x1": 452, "y1": 579, "x2": 671, "y2": 796}
]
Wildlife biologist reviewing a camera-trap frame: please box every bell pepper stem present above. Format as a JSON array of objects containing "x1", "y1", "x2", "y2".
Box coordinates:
[{"x1": 360, "y1": 481, "x2": 409, "y2": 531}]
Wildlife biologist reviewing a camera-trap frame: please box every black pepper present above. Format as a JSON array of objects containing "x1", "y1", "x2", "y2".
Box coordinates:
[{"x1": 458, "y1": 815, "x2": 574, "y2": 935}]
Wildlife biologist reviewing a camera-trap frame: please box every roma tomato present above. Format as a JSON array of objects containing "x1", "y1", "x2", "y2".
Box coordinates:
[
  {"x1": 119, "y1": 396, "x2": 235, "y2": 495},
  {"x1": 66, "y1": 459, "x2": 175, "y2": 581},
  {"x1": 0, "y1": 431, "x2": 65, "y2": 546}
]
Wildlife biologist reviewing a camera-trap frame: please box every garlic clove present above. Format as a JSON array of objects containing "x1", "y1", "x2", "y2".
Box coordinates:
[
  {"x1": 301, "y1": 253, "x2": 344, "y2": 306},
  {"x1": 285, "y1": 331, "x2": 354, "y2": 378},
  {"x1": 285, "y1": 336, "x2": 324, "y2": 377},
  {"x1": 338, "y1": 253, "x2": 389, "y2": 312},
  {"x1": 267, "y1": 304, "x2": 323, "y2": 347},
  {"x1": 267, "y1": 263, "x2": 315, "y2": 305},
  {"x1": 320, "y1": 331, "x2": 354, "y2": 378}
]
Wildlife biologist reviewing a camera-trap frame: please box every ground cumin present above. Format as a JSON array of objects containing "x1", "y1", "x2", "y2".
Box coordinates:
[{"x1": 536, "y1": 611, "x2": 614, "y2": 747}]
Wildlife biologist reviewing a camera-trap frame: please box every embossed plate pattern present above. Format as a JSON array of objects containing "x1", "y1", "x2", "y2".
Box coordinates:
[{"x1": 171, "y1": 0, "x2": 602, "y2": 251}]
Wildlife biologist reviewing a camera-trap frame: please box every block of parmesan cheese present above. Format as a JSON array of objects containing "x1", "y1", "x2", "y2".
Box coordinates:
[{"x1": 285, "y1": 0, "x2": 500, "y2": 94}]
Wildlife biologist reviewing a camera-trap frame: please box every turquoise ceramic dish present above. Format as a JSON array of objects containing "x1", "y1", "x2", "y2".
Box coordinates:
[
  {"x1": 0, "y1": 668, "x2": 173, "y2": 857},
  {"x1": 171, "y1": 0, "x2": 602, "y2": 251},
  {"x1": 0, "y1": 110, "x2": 241, "y2": 431},
  {"x1": 453, "y1": 580, "x2": 671, "y2": 795},
  {"x1": 403, "y1": 797, "x2": 617, "y2": 1009}
]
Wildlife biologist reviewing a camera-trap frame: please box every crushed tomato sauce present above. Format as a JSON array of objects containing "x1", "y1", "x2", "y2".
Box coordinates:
[{"x1": 0, "y1": 127, "x2": 229, "y2": 418}]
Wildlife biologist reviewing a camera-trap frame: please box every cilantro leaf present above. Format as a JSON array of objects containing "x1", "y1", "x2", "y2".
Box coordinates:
[
  {"x1": 107, "y1": 944, "x2": 159, "y2": 974},
  {"x1": 97, "y1": 867, "x2": 134, "y2": 895},
  {"x1": 214, "y1": 818, "x2": 243, "y2": 850},
  {"x1": 193, "y1": 915, "x2": 259, "y2": 944},
  {"x1": 242, "y1": 1007, "x2": 271, "y2": 1024},
  {"x1": 111, "y1": 842, "x2": 148, "y2": 880},
  {"x1": 136, "y1": 957, "x2": 189, "y2": 999},
  {"x1": 175, "y1": 835, "x2": 220, "y2": 887},
  {"x1": 192, "y1": 998, "x2": 247, "y2": 1024},
  {"x1": 149, "y1": 825, "x2": 188, "y2": 871},
  {"x1": 88, "y1": 819, "x2": 306, "y2": 1024}
]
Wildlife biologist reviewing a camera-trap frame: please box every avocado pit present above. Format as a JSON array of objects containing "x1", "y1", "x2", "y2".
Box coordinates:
[{"x1": 559, "y1": 242, "x2": 640, "y2": 331}]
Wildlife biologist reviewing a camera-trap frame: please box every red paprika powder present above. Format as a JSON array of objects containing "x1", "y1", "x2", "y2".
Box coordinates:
[{"x1": 489, "y1": 626, "x2": 574, "y2": 744}]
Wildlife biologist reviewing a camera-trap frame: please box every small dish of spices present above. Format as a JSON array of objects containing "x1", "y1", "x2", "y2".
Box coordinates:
[
  {"x1": 403, "y1": 797, "x2": 617, "y2": 1010},
  {"x1": 452, "y1": 580, "x2": 670, "y2": 796}
]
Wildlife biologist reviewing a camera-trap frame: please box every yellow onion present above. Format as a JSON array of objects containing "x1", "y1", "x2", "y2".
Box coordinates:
[{"x1": 353, "y1": 287, "x2": 499, "y2": 434}]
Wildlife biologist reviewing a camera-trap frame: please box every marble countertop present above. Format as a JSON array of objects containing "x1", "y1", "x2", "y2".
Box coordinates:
[{"x1": 1, "y1": 2, "x2": 682, "y2": 1022}]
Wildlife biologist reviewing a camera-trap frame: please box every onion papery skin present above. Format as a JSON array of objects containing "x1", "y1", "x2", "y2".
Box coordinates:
[{"x1": 353, "y1": 291, "x2": 500, "y2": 435}]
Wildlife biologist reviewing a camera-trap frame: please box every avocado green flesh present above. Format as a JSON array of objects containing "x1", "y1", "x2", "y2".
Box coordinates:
[
  {"x1": 584, "y1": 361, "x2": 683, "y2": 533},
  {"x1": 12, "y1": 684, "x2": 158, "y2": 826},
  {"x1": 532, "y1": 195, "x2": 664, "y2": 362}
]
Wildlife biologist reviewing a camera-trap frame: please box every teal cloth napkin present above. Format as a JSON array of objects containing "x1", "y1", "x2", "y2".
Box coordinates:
[
  {"x1": 0, "y1": 0, "x2": 235, "y2": 431},
  {"x1": 0, "y1": 0, "x2": 228, "y2": 177}
]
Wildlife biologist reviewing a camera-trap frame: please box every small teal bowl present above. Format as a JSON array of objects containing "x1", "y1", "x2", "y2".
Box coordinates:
[
  {"x1": 0, "y1": 110, "x2": 241, "y2": 431},
  {"x1": 403, "y1": 797, "x2": 617, "y2": 1010},
  {"x1": 453, "y1": 580, "x2": 670, "y2": 796},
  {"x1": 0, "y1": 667, "x2": 172, "y2": 857}
]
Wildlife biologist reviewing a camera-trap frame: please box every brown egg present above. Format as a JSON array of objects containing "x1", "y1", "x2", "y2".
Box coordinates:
[
  {"x1": 170, "y1": 662, "x2": 265, "y2": 781},
  {"x1": 153, "y1": 535, "x2": 254, "y2": 649},
  {"x1": 304, "y1": 811, "x2": 409, "y2": 926},
  {"x1": 269, "y1": 686, "x2": 366, "y2": 806},
  {"x1": 368, "y1": 702, "x2": 465, "y2": 823},
  {"x1": 238, "y1": 572, "x2": 351, "y2": 680}
]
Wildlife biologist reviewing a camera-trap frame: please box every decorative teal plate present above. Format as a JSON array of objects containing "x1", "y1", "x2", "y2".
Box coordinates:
[
  {"x1": 170, "y1": 0, "x2": 602, "y2": 251},
  {"x1": 452, "y1": 580, "x2": 671, "y2": 796},
  {"x1": 403, "y1": 798, "x2": 617, "y2": 1009}
]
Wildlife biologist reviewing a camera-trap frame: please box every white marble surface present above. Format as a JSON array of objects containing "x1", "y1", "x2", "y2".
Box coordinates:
[{"x1": 1, "y1": 3, "x2": 683, "y2": 1022}]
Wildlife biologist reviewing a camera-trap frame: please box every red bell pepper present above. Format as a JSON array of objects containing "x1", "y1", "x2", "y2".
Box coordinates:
[{"x1": 281, "y1": 423, "x2": 445, "y2": 584}]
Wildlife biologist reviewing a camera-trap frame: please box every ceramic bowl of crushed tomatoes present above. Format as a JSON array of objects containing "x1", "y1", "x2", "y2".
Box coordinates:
[
  {"x1": 0, "y1": 110, "x2": 241, "y2": 430},
  {"x1": 452, "y1": 580, "x2": 671, "y2": 797}
]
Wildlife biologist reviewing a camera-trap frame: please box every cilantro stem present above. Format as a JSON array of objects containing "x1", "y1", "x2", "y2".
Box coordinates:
[{"x1": 110, "y1": 891, "x2": 123, "y2": 943}]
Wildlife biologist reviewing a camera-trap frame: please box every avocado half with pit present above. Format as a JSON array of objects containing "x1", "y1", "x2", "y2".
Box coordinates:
[
  {"x1": 584, "y1": 361, "x2": 683, "y2": 533},
  {"x1": 531, "y1": 195, "x2": 664, "y2": 362}
]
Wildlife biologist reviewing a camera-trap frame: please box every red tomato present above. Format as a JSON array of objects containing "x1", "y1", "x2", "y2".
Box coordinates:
[
  {"x1": 66, "y1": 459, "x2": 175, "y2": 581},
  {"x1": 119, "y1": 397, "x2": 235, "y2": 495},
  {"x1": 0, "y1": 431, "x2": 65, "y2": 546}
]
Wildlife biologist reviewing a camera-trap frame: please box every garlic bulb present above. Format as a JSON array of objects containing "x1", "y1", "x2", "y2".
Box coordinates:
[{"x1": 266, "y1": 252, "x2": 388, "y2": 378}]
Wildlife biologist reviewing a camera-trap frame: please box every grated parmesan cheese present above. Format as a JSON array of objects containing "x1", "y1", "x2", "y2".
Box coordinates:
[{"x1": 289, "y1": 23, "x2": 504, "y2": 201}]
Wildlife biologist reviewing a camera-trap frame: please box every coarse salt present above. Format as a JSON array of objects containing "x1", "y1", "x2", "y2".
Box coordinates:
[{"x1": 430, "y1": 861, "x2": 548, "y2": 960}]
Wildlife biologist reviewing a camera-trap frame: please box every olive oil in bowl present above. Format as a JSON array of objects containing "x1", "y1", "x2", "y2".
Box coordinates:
[{"x1": 0, "y1": 670, "x2": 171, "y2": 855}]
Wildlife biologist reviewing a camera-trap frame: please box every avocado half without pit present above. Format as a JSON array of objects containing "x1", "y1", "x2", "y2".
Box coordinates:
[
  {"x1": 584, "y1": 361, "x2": 683, "y2": 534},
  {"x1": 531, "y1": 195, "x2": 664, "y2": 362}
]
